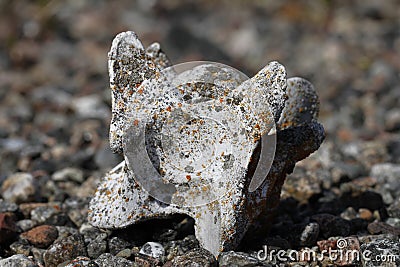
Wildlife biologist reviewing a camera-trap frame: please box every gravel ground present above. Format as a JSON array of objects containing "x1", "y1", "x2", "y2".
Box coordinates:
[{"x1": 0, "y1": 0, "x2": 399, "y2": 266}]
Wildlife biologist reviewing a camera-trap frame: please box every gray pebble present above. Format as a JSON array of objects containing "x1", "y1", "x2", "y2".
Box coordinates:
[
  {"x1": 108, "y1": 236, "x2": 131, "y2": 255},
  {"x1": 79, "y1": 223, "x2": 109, "y2": 243},
  {"x1": 0, "y1": 199, "x2": 18, "y2": 213},
  {"x1": 299, "y1": 222, "x2": 320, "y2": 247},
  {"x1": 0, "y1": 173, "x2": 38, "y2": 204},
  {"x1": 87, "y1": 236, "x2": 107, "y2": 259},
  {"x1": 52, "y1": 167, "x2": 84, "y2": 183},
  {"x1": 16, "y1": 219, "x2": 37, "y2": 232},
  {"x1": 371, "y1": 163, "x2": 400, "y2": 203},
  {"x1": 30, "y1": 205, "x2": 67, "y2": 225},
  {"x1": 0, "y1": 254, "x2": 38, "y2": 267}
]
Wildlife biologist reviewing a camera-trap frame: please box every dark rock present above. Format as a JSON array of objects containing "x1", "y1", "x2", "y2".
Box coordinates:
[
  {"x1": 262, "y1": 236, "x2": 291, "y2": 250},
  {"x1": 21, "y1": 225, "x2": 58, "y2": 248},
  {"x1": 94, "y1": 253, "x2": 133, "y2": 267},
  {"x1": 0, "y1": 254, "x2": 38, "y2": 267},
  {"x1": 311, "y1": 213, "x2": 351, "y2": 238},
  {"x1": 153, "y1": 228, "x2": 178, "y2": 242},
  {"x1": 171, "y1": 248, "x2": 217, "y2": 267},
  {"x1": 43, "y1": 233, "x2": 87, "y2": 267},
  {"x1": 349, "y1": 218, "x2": 369, "y2": 234},
  {"x1": 108, "y1": 236, "x2": 131, "y2": 255},
  {"x1": 0, "y1": 212, "x2": 18, "y2": 245},
  {"x1": 218, "y1": 251, "x2": 260, "y2": 267}
]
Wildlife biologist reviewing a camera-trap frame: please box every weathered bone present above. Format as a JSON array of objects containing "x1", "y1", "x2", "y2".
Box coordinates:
[{"x1": 88, "y1": 31, "x2": 325, "y2": 257}]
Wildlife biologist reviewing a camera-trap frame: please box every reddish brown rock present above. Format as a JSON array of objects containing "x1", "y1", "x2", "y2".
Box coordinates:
[
  {"x1": 21, "y1": 224, "x2": 58, "y2": 248},
  {"x1": 0, "y1": 212, "x2": 18, "y2": 244}
]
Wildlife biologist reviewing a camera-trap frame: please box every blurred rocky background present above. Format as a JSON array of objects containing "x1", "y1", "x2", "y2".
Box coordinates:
[{"x1": 0, "y1": 0, "x2": 399, "y2": 266}]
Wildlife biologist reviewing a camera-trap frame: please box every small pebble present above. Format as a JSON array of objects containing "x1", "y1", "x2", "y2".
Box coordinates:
[
  {"x1": 1, "y1": 173, "x2": 38, "y2": 204},
  {"x1": 299, "y1": 222, "x2": 320, "y2": 247},
  {"x1": 16, "y1": 219, "x2": 37, "y2": 232},
  {"x1": 139, "y1": 241, "x2": 165, "y2": 260},
  {"x1": 358, "y1": 208, "x2": 373, "y2": 220},
  {"x1": 0, "y1": 254, "x2": 38, "y2": 267},
  {"x1": 52, "y1": 167, "x2": 84, "y2": 183}
]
